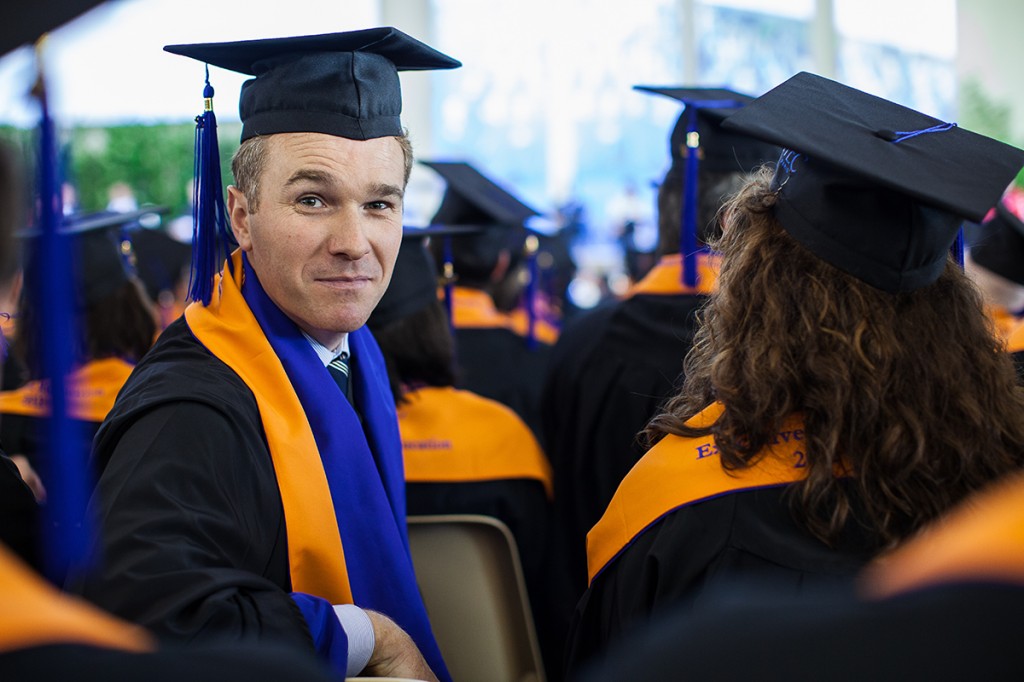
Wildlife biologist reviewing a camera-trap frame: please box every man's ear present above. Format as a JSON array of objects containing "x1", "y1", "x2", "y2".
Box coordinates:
[{"x1": 227, "y1": 186, "x2": 253, "y2": 251}]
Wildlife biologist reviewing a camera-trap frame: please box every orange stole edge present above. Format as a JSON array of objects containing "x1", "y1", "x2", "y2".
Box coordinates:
[
  {"x1": 184, "y1": 252, "x2": 352, "y2": 604},
  {"x1": 0, "y1": 544, "x2": 153, "y2": 654},
  {"x1": 0, "y1": 358, "x2": 135, "y2": 423},
  {"x1": 586, "y1": 403, "x2": 809, "y2": 585},
  {"x1": 624, "y1": 252, "x2": 720, "y2": 298},
  {"x1": 399, "y1": 386, "x2": 553, "y2": 497},
  {"x1": 861, "y1": 470, "x2": 1024, "y2": 599}
]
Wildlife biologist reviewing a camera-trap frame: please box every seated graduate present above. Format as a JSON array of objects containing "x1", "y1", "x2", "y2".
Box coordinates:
[
  {"x1": 420, "y1": 160, "x2": 554, "y2": 441},
  {"x1": 576, "y1": 467, "x2": 1024, "y2": 682},
  {"x1": 125, "y1": 223, "x2": 192, "y2": 332},
  {"x1": 367, "y1": 229, "x2": 552, "y2": 578},
  {"x1": 0, "y1": 210, "x2": 158, "y2": 505},
  {"x1": 0, "y1": 99, "x2": 333, "y2": 682},
  {"x1": 67, "y1": 27, "x2": 461, "y2": 682},
  {"x1": 564, "y1": 72, "x2": 1024, "y2": 674},
  {"x1": 540, "y1": 87, "x2": 778, "y2": 654},
  {"x1": 368, "y1": 227, "x2": 560, "y2": 676}
]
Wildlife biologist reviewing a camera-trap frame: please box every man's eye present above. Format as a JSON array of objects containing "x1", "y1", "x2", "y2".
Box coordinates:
[
  {"x1": 367, "y1": 201, "x2": 393, "y2": 210},
  {"x1": 298, "y1": 196, "x2": 324, "y2": 208}
]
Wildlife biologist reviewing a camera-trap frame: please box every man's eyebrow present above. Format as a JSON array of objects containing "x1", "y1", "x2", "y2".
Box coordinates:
[
  {"x1": 283, "y1": 169, "x2": 334, "y2": 188},
  {"x1": 371, "y1": 183, "x2": 405, "y2": 200}
]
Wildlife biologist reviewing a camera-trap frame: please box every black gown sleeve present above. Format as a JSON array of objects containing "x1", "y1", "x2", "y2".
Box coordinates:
[{"x1": 67, "y1": 399, "x2": 313, "y2": 653}]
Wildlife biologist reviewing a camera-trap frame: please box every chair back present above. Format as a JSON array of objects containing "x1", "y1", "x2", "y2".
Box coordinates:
[{"x1": 406, "y1": 514, "x2": 545, "y2": 682}]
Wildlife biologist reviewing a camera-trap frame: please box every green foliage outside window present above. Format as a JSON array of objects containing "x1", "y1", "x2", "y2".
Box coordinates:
[{"x1": 0, "y1": 121, "x2": 241, "y2": 218}]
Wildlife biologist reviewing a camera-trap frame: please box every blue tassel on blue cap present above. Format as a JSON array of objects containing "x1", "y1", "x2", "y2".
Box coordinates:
[
  {"x1": 442, "y1": 234, "x2": 455, "y2": 330},
  {"x1": 681, "y1": 106, "x2": 701, "y2": 289},
  {"x1": 523, "y1": 234, "x2": 539, "y2": 351},
  {"x1": 187, "y1": 66, "x2": 235, "y2": 305},
  {"x1": 31, "y1": 41, "x2": 92, "y2": 583}
]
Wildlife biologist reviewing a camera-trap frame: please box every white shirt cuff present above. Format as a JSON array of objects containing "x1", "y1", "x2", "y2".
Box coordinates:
[{"x1": 333, "y1": 604, "x2": 375, "y2": 676}]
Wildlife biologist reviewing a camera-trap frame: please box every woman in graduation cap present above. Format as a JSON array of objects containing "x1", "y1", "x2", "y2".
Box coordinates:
[
  {"x1": 565, "y1": 72, "x2": 1024, "y2": 674},
  {"x1": 0, "y1": 210, "x2": 157, "y2": 504},
  {"x1": 0, "y1": 209, "x2": 156, "y2": 507}
]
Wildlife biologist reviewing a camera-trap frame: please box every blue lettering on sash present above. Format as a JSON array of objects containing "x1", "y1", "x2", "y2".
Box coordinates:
[{"x1": 695, "y1": 442, "x2": 719, "y2": 459}]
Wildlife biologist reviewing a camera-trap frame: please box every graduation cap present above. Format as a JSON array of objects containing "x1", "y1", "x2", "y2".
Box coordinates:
[
  {"x1": 127, "y1": 227, "x2": 192, "y2": 302},
  {"x1": 970, "y1": 200, "x2": 1024, "y2": 286},
  {"x1": 20, "y1": 207, "x2": 166, "y2": 309},
  {"x1": 165, "y1": 28, "x2": 461, "y2": 306},
  {"x1": 165, "y1": 28, "x2": 461, "y2": 143},
  {"x1": 634, "y1": 86, "x2": 779, "y2": 287},
  {"x1": 721, "y1": 72, "x2": 1024, "y2": 293},
  {"x1": 420, "y1": 160, "x2": 541, "y2": 280},
  {"x1": 5, "y1": 0, "x2": 108, "y2": 56}
]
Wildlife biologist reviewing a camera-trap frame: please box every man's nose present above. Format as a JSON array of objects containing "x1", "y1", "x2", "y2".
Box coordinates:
[{"x1": 326, "y1": 210, "x2": 372, "y2": 259}]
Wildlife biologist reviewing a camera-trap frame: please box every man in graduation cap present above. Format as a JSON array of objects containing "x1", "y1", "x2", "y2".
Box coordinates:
[
  {"x1": 564, "y1": 72, "x2": 1024, "y2": 674},
  {"x1": 68, "y1": 28, "x2": 459, "y2": 682},
  {"x1": 539, "y1": 86, "x2": 777, "y2": 666}
]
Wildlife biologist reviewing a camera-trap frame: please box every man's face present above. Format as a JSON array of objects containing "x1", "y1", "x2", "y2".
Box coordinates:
[{"x1": 228, "y1": 132, "x2": 405, "y2": 349}]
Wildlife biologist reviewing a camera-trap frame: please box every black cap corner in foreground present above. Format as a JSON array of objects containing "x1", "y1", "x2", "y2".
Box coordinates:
[
  {"x1": 721, "y1": 71, "x2": 1024, "y2": 293},
  {"x1": 164, "y1": 27, "x2": 461, "y2": 142}
]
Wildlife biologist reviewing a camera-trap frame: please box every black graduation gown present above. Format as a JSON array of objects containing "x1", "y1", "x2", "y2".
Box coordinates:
[
  {"x1": 539, "y1": 289, "x2": 706, "y2": 662},
  {"x1": 453, "y1": 326, "x2": 551, "y2": 442},
  {"x1": 0, "y1": 453, "x2": 39, "y2": 570},
  {"x1": 576, "y1": 581, "x2": 1024, "y2": 682},
  {"x1": 0, "y1": 640, "x2": 337, "y2": 682},
  {"x1": 564, "y1": 485, "x2": 878, "y2": 676},
  {"x1": 66, "y1": 318, "x2": 313, "y2": 653}
]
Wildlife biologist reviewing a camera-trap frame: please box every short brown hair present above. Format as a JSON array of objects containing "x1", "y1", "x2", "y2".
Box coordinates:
[{"x1": 230, "y1": 131, "x2": 415, "y2": 213}]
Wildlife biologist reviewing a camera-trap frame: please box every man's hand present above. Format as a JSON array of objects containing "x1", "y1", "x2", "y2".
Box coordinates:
[
  {"x1": 10, "y1": 454, "x2": 46, "y2": 503},
  {"x1": 362, "y1": 610, "x2": 438, "y2": 681}
]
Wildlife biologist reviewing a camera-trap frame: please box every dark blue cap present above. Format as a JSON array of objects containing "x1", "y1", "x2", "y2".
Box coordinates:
[
  {"x1": 634, "y1": 85, "x2": 778, "y2": 172},
  {"x1": 165, "y1": 27, "x2": 461, "y2": 142},
  {"x1": 722, "y1": 72, "x2": 1024, "y2": 293}
]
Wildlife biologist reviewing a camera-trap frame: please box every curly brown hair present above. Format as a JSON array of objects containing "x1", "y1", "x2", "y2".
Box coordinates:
[{"x1": 644, "y1": 167, "x2": 1024, "y2": 548}]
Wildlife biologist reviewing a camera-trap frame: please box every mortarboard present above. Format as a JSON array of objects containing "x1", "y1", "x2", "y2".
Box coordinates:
[
  {"x1": 419, "y1": 161, "x2": 548, "y2": 347},
  {"x1": 165, "y1": 28, "x2": 461, "y2": 143},
  {"x1": 420, "y1": 160, "x2": 541, "y2": 278},
  {"x1": 20, "y1": 207, "x2": 167, "y2": 309},
  {"x1": 165, "y1": 28, "x2": 461, "y2": 306},
  {"x1": 5, "y1": 0, "x2": 108, "y2": 56},
  {"x1": 127, "y1": 227, "x2": 192, "y2": 302},
  {"x1": 970, "y1": 200, "x2": 1024, "y2": 286},
  {"x1": 634, "y1": 86, "x2": 779, "y2": 287},
  {"x1": 721, "y1": 72, "x2": 1024, "y2": 293}
]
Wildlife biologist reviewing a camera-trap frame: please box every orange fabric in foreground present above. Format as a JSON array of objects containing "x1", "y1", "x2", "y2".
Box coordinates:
[
  {"x1": 863, "y1": 470, "x2": 1024, "y2": 598},
  {"x1": 0, "y1": 544, "x2": 153, "y2": 653}
]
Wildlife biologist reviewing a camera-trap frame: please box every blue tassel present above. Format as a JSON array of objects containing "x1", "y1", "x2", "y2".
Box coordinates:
[
  {"x1": 523, "y1": 235, "x2": 539, "y2": 351},
  {"x1": 681, "y1": 106, "x2": 700, "y2": 289},
  {"x1": 31, "y1": 43, "x2": 91, "y2": 583},
  {"x1": 442, "y1": 235, "x2": 455, "y2": 331},
  {"x1": 187, "y1": 66, "x2": 235, "y2": 305}
]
